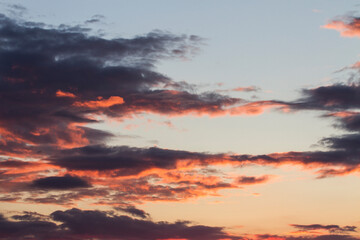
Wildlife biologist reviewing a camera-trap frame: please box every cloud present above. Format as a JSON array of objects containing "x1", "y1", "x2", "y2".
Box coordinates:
[
  {"x1": 56, "y1": 90, "x2": 76, "y2": 98},
  {"x1": 11, "y1": 211, "x2": 49, "y2": 221},
  {"x1": 290, "y1": 224, "x2": 357, "y2": 234},
  {"x1": 30, "y1": 174, "x2": 91, "y2": 190},
  {"x1": 323, "y1": 15, "x2": 360, "y2": 38},
  {"x1": 3, "y1": 3, "x2": 27, "y2": 17},
  {"x1": 51, "y1": 208, "x2": 235, "y2": 240},
  {"x1": 254, "y1": 234, "x2": 360, "y2": 240},
  {"x1": 0, "y1": 13, "x2": 280, "y2": 158},
  {"x1": 326, "y1": 111, "x2": 360, "y2": 132},
  {"x1": 114, "y1": 206, "x2": 150, "y2": 219},
  {"x1": 73, "y1": 96, "x2": 124, "y2": 108},
  {"x1": 0, "y1": 13, "x2": 209, "y2": 150},
  {"x1": 45, "y1": 141, "x2": 360, "y2": 179},
  {"x1": 48, "y1": 145, "x2": 225, "y2": 174},
  {"x1": 217, "y1": 86, "x2": 261, "y2": 93},
  {"x1": 1, "y1": 137, "x2": 360, "y2": 206},
  {"x1": 236, "y1": 175, "x2": 271, "y2": 185},
  {"x1": 0, "y1": 213, "x2": 58, "y2": 239},
  {"x1": 320, "y1": 133, "x2": 360, "y2": 152},
  {"x1": 0, "y1": 9, "x2": 360, "y2": 214},
  {"x1": 232, "y1": 86, "x2": 260, "y2": 92},
  {"x1": 284, "y1": 83, "x2": 360, "y2": 111},
  {"x1": 84, "y1": 14, "x2": 105, "y2": 24},
  {"x1": 50, "y1": 143, "x2": 359, "y2": 177},
  {"x1": 2, "y1": 209, "x2": 360, "y2": 240},
  {"x1": 0, "y1": 209, "x2": 239, "y2": 240}
]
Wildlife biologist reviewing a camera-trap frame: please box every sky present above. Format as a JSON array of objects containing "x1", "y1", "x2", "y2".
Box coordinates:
[{"x1": 0, "y1": 1, "x2": 360, "y2": 240}]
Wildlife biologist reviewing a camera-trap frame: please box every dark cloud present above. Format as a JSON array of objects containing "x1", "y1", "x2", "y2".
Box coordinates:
[
  {"x1": 50, "y1": 208, "x2": 237, "y2": 240},
  {"x1": 80, "y1": 126, "x2": 115, "y2": 144},
  {"x1": 0, "y1": 209, "x2": 239, "y2": 240},
  {"x1": 11, "y1": 211, "x2": 49, "y2": 222},
  {"x1": 236, "y1": 175, "x2": 271, "y2": 185},
  {"x1": 0, "y1": 13, "x2": 246, "y2": 154},
  {"x1": 49, "y1": 144, "x2": 224, "y2": 174},
  {"x1": 114, "y1": 206, "x2": 150, "y2": 219},
  {"x1": 320, "y1": 134, "x2": 360, "y2": 152},
  {"x1": 285, "y1": 83, "x2": 360, "y2": 111},
  {"x1": 231, "y1": 150, "x2": 357, "y2": 167},
  {"x1": 291, "y1": 224, "x2": 357, "y2": 233},
  {"x1": 22, "y1": 188, "x2": 111, "y2": 206},
  {"x1": 0, "y1": 11, "x2": 360, "y2": 233},
  {"x1": 30, "y1": 175, "x2": 91, "y2": 190},
  {"x1": 21, "y1": 172, "x2": 235, "y2": 205},
  {"x1": 0, "y1": 213, "x2": 58, "y2": 240},
  {"x1": 255, "y1": 234, "x2": 360, "y2": 240},
  {"x1": 311, "y1": 236, "x2": 360, "y2": 240},
  {"x1": 330, "y1": 112, "x2": 360, "y2": 132},
  {"x1": 46, "y1": 143, "x2": 360, "y2": 179},
  {"x1": 7, "y1": 211, "x2": 360, "y2": 240},
  {"x1": 0, "y1": 159, "x2": 34, "y2": 168}
]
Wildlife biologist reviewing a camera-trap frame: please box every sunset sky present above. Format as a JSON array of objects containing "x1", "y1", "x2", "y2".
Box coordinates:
[{"x1": 1, "y1": 1, "x2": 360, "y2": 240}]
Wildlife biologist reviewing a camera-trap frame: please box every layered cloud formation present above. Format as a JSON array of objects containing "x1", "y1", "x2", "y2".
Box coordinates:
[
  {"x1": 0, "y1": 209, "x2": 359, "y2": 240},
  {"x1": 1, "y1": 11, "x2": 360, "y2": 240}
]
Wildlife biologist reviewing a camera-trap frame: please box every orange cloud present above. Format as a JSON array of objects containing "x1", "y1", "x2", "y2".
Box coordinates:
[
  {"x1": 56, "y1": 90, "x2": 76, "y2": 98},
  {"x1": 54, "y1": 124, "x2": 89, "y2": 149},
  {"x1": 232, "y1": 86, "x2": 259, "y2": 92},
  {"x1": 73, "y1": 96, "x2": 124, "y2": 108},
  {"x1": 157, "y1": 239, "x2": 188, "y2": 240},
  {"x1": 229, "y1": 101, "x2": 286, "y2": 116},
  {"x1": 326, "y1": 111, "x2": 359, "y2": 118},
  {"x1": 323, "y1": 17, "x2": 360, "y2": 38}
]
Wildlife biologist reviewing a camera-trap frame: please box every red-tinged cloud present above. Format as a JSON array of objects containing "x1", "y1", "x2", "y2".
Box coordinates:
[
  {"x1": 228, "y1": 101, "x2": 286, "y2": 116},
  {"x1": 1, "y1": 138, "x2": 360, "y2": 206},
  {"x1": 87, "y1": 172, "x2": 236, "y2": 204},
  {"x1": 73, "y1": 96, "x2": 124, "y2": 108},
  {"x1": 48, "y1": 145, "x2": 226, "y2": 174},
  {"x1": 0, "y1": 13, "x2": 201, "y2": 149},
  {"x1": 1, "y1": 9, "x2": 360, "y2": 215},
  {"x1": 0, "y1": 134, "x2": 265, "y2": 206},
  {"x1": 232, "y1": 86, "x2": 260, "y2": 92},
  {"x1": 56, "y1": 90, "x2": 76, "y2": 98},
  {"x1": 323, "y1": 16, "x2": 360, "y2": 38},
  {"x1": 46, "y1": 141, "x2": 360, "y2": 178},
  {"x1": 0, "y1": 153, "x2": 276, "y2": 206},
  {"x1": 0, "y1": 159, "x2": 59, "y2": 183}
]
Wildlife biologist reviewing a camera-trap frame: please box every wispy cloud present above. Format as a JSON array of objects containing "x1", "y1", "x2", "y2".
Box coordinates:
[{"x1": 290, "y1": 224, "x2": 357, "y2": 234}]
